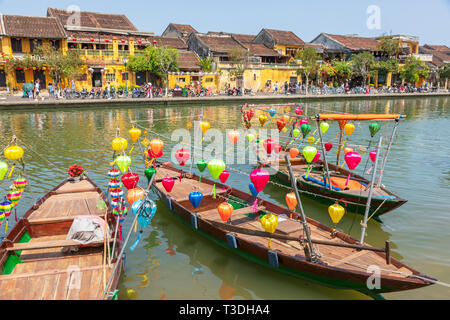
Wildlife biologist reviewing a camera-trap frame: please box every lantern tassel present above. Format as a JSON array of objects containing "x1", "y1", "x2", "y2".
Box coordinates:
[
  {"x1": 119, "y1": 223, "x2": 123, "y2": 241},
  {"x1": 180, "y1": 170, "x2": 183, "y2": 182},
  {"x1": 268, "y1": 239, "x2": 272, "y2": 249},
  {"x1": 4, "y1": 219, "x2": 8, "y2": 233},
  {"x1": 252, "y1": 197, "x2": 258, "y2": 214},
  {"x1": 130, "y1": 230, "x2": 142, "y2": 251},
  {"x1": 8, "y1": 166, "x2": 15, "y2": 178},
  {"x1": 134, "y1": 220, "x2": 137, "y2": 233},
  {"x1": 15, "y1": 208, "x2": 17, "y2": 222},
  {"x1": 212, "y1": 184, "x2": 216, "y2": 199},
  {"x1": 345, "y1": 174, "x2": 351, "y2": 187},
  {"x1": 305, "y1": 165, "x2": 311, "y2": 179}
]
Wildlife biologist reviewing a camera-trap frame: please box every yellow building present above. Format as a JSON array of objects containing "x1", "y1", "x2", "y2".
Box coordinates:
[
  {"x1": 253, "y1": 29, "x2": 305, "y2": 59},
  {"x1": 0, "y1": 14, "x2": 67, "y2": 90}
]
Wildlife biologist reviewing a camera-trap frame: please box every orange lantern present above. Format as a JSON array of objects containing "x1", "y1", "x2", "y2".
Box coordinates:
[
  {"x1": 338, "y1": 120, "x2": 347, "y2": 131},
  {"x1": 289, "y1": 148, "x2": 299, "y2": 159},
  {"x1": 228, "y1": 130, "x2": 240, "y2": 145},
  {"x1": 217, "y1": 202, "x2": 234, "y2": 222},
  {"x1": 281, "y1": 115, "x2": 289, "y2": 123},
  {"x1": 285, "y1": 192, "x2": 298, "y2": 211},
  {"x1": 149, "y1": 138, "x2": 164, "y2": 156},
  {"x1": 127, "y1": 188, "x2": 145, "y2": 206},
  {"x1": 344, "y1": 147, "x2": 353, "y2": 154}
]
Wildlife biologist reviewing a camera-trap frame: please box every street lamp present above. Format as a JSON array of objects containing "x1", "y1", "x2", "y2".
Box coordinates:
[{"x1": 123, "y1": 56, "x2": 128, "y2": 97}]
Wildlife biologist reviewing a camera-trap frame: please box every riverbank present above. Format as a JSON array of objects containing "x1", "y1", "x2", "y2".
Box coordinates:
[{"x1": 0, "y1": 92, "x2": 449, "y2": 110}]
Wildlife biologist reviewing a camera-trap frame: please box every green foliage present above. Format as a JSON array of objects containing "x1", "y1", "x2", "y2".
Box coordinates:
[
  {"x1": 374, "y1": 59, "x2": 399, "y2": 74},
  {"x1": 229, "y1": 46, "x2": 247, "y2": 78},
  {"x1": 295, "y1": 48, "x2": 320, "y2": 78},
  {"x1": 127, "y1": 46, "x2": 178, "y2": 77},
  {"x1": 377, "y1": 37, "x2": 401, "y2": 58},
  {"x1": 200, "y1": 57, "x2": 213, "y2": 72},
  {"x1": 350, "y1": 52, "x2": 375, "y2": 85},
  {"x1": 332, "y1": 60, "x2": 353, "y2": 79},
  {"x1": 439, "y1": 63, "x2": 450, "y2": 80},
  {"x1": 400, "y1": 56, "x2": 429, "y2": 84}
]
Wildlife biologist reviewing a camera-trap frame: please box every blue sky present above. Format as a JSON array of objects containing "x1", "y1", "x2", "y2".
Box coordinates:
[{"x1": 0, "y1": 0, "x2": 449, "y2": 45}]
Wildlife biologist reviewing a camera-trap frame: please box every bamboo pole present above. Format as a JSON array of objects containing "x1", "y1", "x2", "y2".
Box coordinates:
[
  {"x1": 336, "y1": 128, "x2": 344, "y2": 165},
  {"x1": 360, "y1": 136, "x2": 382, "y2": 244},
  {"x1": 376, "y1": 119, "x2": 399, "y2": 187},
  {"x1": 284, "y1": 154, "x2": 317, "y2": 260}
]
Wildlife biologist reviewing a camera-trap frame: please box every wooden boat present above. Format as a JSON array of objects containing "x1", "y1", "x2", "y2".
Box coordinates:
[
  {"x1": 257, "y1": 149, "x2": 407, "y2": 219},
  {"x1": 0, "y1": 176, "x2": 122, "y2": 300},
  {"x1": 151, "y1": 162, "x2": 434, "y2": 296}
]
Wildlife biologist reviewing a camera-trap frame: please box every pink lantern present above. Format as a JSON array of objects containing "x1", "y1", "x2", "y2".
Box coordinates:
[
  {"x1": 246, "y1": 109, "x2": 255, "y2": 121},
  {"x1": 175, "y1": 148, "x2": 190, "y2": 166},
  {"x1": 274, "y1": 143, "x2": 282, "y2": 154},
  {"x1": 250, "y1": 168, "x2": 269, "y2": 192},
  {"x1": 219, "y1": 170, "x2": 230, "y2": 183},
  {"x1": 162, "y1": 177, "x2": 175, "y2": 192},
  {"x1": 312, "y1": 152, "x2": 321, "y2": 163},
  {"x1": 295, "y1": 108, "x2": 303, "y2": 116},
  {"x1": 369, "y1": 150, "x2": 377, "y2": 162},
  {"x1": 263, "y1": 139, "x2": 275, "y2": 155},
  {"x1": 344, "y1": 152, "x2": 362, "y2": 187},
  {"x1": 300, "y1": 119, "x2": 308, "y2": 126}
]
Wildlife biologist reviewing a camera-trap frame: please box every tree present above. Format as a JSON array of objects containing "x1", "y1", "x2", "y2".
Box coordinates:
[
  {"x1": 377, "y1": 37, "x2": 401, "y2": 59},
  {"x1": 228, "y1": 46, "x2": 247, "y2": 80},
  {"x1": 439, "y1": 63, "x2": 450, "y2": 89},
  {"x1": 128, "y1": 46, "x2": 178, "y2": 95},
  {"x1": 32, "y1": 45, "x2": 83, "y2": 90},
  {"x1": 400, "y1": 56, "x2": 429, "y2": 85},
  {"x1": 295, "y1": 48, "x2": 320, "y2": 94},
  {"x1": 200, "y1": 57, "x2": 213, "y2": 72},
  {"x1": 332, "y1": 60, "x2": 353, "y2": 82},
  {"x1": 350, "y1": 52, "x2": 375, "y2": 86}
]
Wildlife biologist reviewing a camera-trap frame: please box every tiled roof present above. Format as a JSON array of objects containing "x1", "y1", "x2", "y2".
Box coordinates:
[
  {"x1": 325, "y1": 34, "x2": 379, "y2": 51},
  {"x1": 135, "y1": 36, "x2": 187, "y2": 49},
  {"x1": 244, "y1": 43, "x2": 284, "y2": 57},
  {"x1": 420, "y1": 46, "x2": 450, "y2": 67},
  {"x1": 171, "y1": 24, "x2": 197, "y2": 36},
  {"x1": 2, "y1": 15, "x2": 66, "y2": 39},
  {"x1": 263, "y1": 29, "x2": 304, "y2": 46},
  {"x1": 208, "y1": 32, "x2": 255, "y2": 43},
  {"x1": 47, "y1": 7, "x2": 137, "y2": 31},
  {"x1": 196, "y1": 34, "x2": 244, "y2": 53},
  {"x1": 423, "y1": 44, "x2": 450, "y2": 55},
  {"x1": 177, "y1": 51, "x2": 201, "y2": 71}
]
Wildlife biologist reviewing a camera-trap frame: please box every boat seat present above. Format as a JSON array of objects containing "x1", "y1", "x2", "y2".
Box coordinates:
[
  {"x1": 5, "y1": 239, "x2": 113, "y2": 252},
  {"x1": 202, "y1": 206, "x2": 265, "y2": 225}
]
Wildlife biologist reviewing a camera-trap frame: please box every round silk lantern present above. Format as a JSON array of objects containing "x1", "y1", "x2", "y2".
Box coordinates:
[
  {"x1": 345, "y1": 152, "x2": 362, "y2": 170},
  {"x1": 328, "y1": 203, "x2": 345, "y2": 225},
  {"x1": 246, "y1": 133, "x2": 255, "y2": 143},
  {"x1": 219, "y1": 170, "x2": 230, "y2": 183},
  {"x1": 325, "y1": 142, "x2": 333, "y2": 152},
  {"x1": 4, "y1": 145, "x2": 24, "y2": 161},
  {"x1": 289, "y1": 148, "x2": 299, "y2": 159},
  {"x1": 112, "y1": 137, "x2": 128, "y2": 152},
  {"x1": 307, "y1": 136, "x2": 315, "y2": 145},
  {"x1": 292, "y1": 128, "x2": 300, "y2": 138},
  {"x1": 369, "y1": 123, "x2": 381, "y2": 137},
  {"x1": 301, "y1": 124, "x2": 312, "y2": 138},
  {"x1": 189, "y1": 191, "x2": 203, "y2": 209},
  {"x1": 109, "y1": 179, "x2": 120, "y2": 190},
  {"x1": 217, "y1": 202, "x2": 234, "y2": 222},
  {"x1": 108, "y1": 169, "x2": 120, "y2": 179},
  {"x1": 260, "y1": 213, "x2": 279, "y2": 248},
  {"x1": 13, "y1": 177, "x2": 27, "y2": 192},
  {"x1": 250, "y1": 168, "x2": 269, "y2": 192},
  {"x1": 295, "y1": 108, "x2": 303, "y2": 115},
  {"x1": 269, "y1": 108, "x2": 276, "y2": 117},
  {"x1": 129, "y1": 128, "x2": 142, "y2": 143},
  {"x1": 197, "y1": 160, "x2": 207, "y2": 172},
  {"x1": 148, "y1": 148, "x2": 163, "y2": 159},
  {"x1": 344, "y1": 147, "x2": 353, "y2": 155},
  {"x1": 127, "y1": 188, "x2": 145, "y2": 206},
  {"x1": 259, "y1": 115, "x2": 268, "y2": 126},
  {"x1": 207, "y1": 159, "x2": 225, "y2": 179},
  {"x1": 366, "y1": 150, "x2": 377, "y2": 174},
  {"x1": 285, "y1": 193, "x2": 297, "y2": 211},
  {"x1": 110, "y1": 188, "x2": 124, "y2": 199},
  {"x1": 149, "y1": 139, "x2": 164, "y2": 156},
  {"x1": 200, "y1": 121, "x2": 210, "y2": 134},
  {"x1": 245, "y1": 110, "x2": 255, "y2": 121},
  {"x1": 121, "y1": 172, "x2": 139, "y2": 190},
  {"x1": 320, "y1": 122, "x2": 330, "y2": 134},
  {"x1": 115, "y1": 155, "x2": 131, "y2": 173},
  {"x1": 302, "y1": 146, "x2": 317, "y2": 163},
  {"x1": 344, "y1": 123, "x2": 355, "y2": 136},
  {"x1": 228, "y1": 130, "x2": 240, "y2": 144},
  {"x1": 175, "y1": 148, "x2": 190, "y2": 166},
  {"x1": 0, "y1": 161, "x2": 8, "y2": 180},
  {"x1": 162, "y1": 177, "x2": 175, "y2": 193},
  {"x1": 276, "y1": 120, "x2": 286, "y2": 132}
]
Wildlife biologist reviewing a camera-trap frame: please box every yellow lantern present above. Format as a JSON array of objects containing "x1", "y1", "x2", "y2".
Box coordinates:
[
  {"x1": 328, "y1": 203, "x2": 345, "y2": 225},
  {"x1": 128, "y1": 128, "x2": 142, "y2": 143},
  {"x1": 259, "y1": 115, "x2": 268, "y2": 126},
  {"x1": 200, "y1": 121, "x2": 210, "y2": 134},
  {"x1": 4, "y1": 146, "x2": 24, "y2": 161},
  {"x1": 307, "y1": 136, "x2": 315, "y2": 145},
  {"x1": 344, "y1": 147, "x2": 353, "y2": 155},
  {"x1": 344, "y1": 123, "x2": 355, "y2": 136},
  {"x1": 187, "y1": 121, "x2": 192, "y2": 130},
  {"x1": 260, "y1": 213, "x2": 279, "y2": 249},
  {"x1": 112, "y1": 137, "x2": 128, "y2": 152}
]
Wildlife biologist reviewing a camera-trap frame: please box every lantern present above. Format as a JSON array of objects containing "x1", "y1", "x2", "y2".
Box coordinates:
[
  {"x1": 325, "y1": 142, "x2": 333, "y2": 152},
  {"x1": 369, "y1": 123, "x2": 381, "y2": 137},
  {"x1": 263, "y1": 139, "x2": 275, "y2": 155},
  {"x1": 245, "y1": 110, "x2": 255, "y2": 121},
  {"x1": 108, "y1": 168, "x2": 120, "y2": 180},
  {"x1": 259, "y1": 115, "x2": 268, "y2": 126},
  {"x1": 302, "y1": 146, "x2": 317, "y2": 163},
  {"x1": 4, "y1": 145, "x2": 24, "y2": 161},
  {"x1": 269, "y1": 108, "x2": 276, "y2": 117},
  {"x1": 196, "y1": 160, "x2": 208, "y2": 172},
  {"x1": 320, "y1": 122, "x2": 329, "y2": 134},
  {"x1": 149, "y1": 139, "x2": 164, "y2": 156},
  {"x1": 295, "y1": 108, "x2": 303, "y2": 115},
  {"x1": 289, "y1": 148, "x2": 299, "y2": 159},
  {"x1": 126, "y1": 188, "x2": 145, "y2": 206},
  {"x1": 110, "y1": 188, "x2": 124, "y2": 199},
  {"x1": 307, "y1": 136, "x2": 315, "y2": 145},
  {"x1": 219, "y1": 170, "x2": 229, "y2": 183},
  {"x1": 285, "y1": 192, "x2": 297, "y2": 211},
  {"x1": 250, "y1": 168, "x2": 269, "y2": 192},
  {"x1": 344, "y1": 147, "x2": 353, "y2": 155},
  {"x1": 189, "y1": 191, "x2": 203, "y2": 210},
  {"x1": 276, "y1": 120, "x2": 286, "y2": 132},
  {"x1": 0, "y1": 161, "x2": 8, "y2": 180},
  {"x1": 112, "y1": 137, "x2": 128, "y2": 152},
  {"x1": 162, "y1": 177, "x2": 175, "y2": 192},
  {"x1": 301, "y1": 124, "x2": 312, "y2": 138},
  {"x1": 344, "y1": 123, "x2": 355, "y2": 136},
  {"x1": 175, "y1": 148, "x2": 190, "y2": 166},
  {"x1": 281, "y1": 115, "x2": 289, "y2": 123},
  {"x1": 292, "y1": 128, "x2": 300, "y2": 138},
  {"x1": 129, "y1": 128, "x2": 142, "y2": 143},
  {"x1": 13, "y1": 177, "x2": 27, "y2": 192},
  {"x1": 217, "y1": 202, "x2": 234, "y2": 222},
  {"x1": 144, "y1": 167, "x2": 156, "y2": 183},
  {"x1": 344, "y1": 152, "x2": 362, "y2": 187},
  {"x1": 121, "y1": 172, "x2": 139, "y2": 189},
  {"x1": 246, "y1": 133, "x2": 255, "y2": 143},
  {"x1": 200, "y1": 121, "x2": 210, "y2": 134},
  {"x1": 260, "y1": 213, "x2": 279, "y2": 248},
  {"x1": 248, "y1": 182, "x2": 259, "y2": 197},
  {"x1": 207, "y1": 159, "x2": 225, "y2": 179},
  {"x1": 115, "y1": 155, "x2": 131, "y2": 173},
  {"x1": 312, "y1": 152, "x2": 321, "y2": 163},
  {"x1": 328, "y1": 203, "x2": 345, "y2": 225},
  {"x1": 228, "y1": 130, "x2": 240, "y2": 145}
]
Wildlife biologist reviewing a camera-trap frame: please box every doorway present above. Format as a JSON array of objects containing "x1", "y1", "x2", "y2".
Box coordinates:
[
  {"x1": 135, "y1": 71, "x2": 147, "y2": 86},
  {"x1": 0, "y1": 71, "x2": 6, "y2": 87},
  {"x1": 92, "y1": 69, "x2": 103, "y2": 88},
  {"x1": 33, "y1": 70, "x2": 46, "y2": 89}
]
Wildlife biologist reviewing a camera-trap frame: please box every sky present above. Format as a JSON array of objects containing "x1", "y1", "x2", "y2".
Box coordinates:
[{"x1": 0, "y1": 0, "x2": 449, "y2": 45}]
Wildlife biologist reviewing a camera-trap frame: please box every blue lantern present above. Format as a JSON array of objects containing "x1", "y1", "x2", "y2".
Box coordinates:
[
  {"x1": 269, "y1": 108, "x2": 276, "y2": 117},
  {"x1": 189, "y1": 191, "x2": 203, "y2": 209}
]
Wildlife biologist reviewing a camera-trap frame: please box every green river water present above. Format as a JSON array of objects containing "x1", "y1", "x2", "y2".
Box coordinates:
[{"x1": 0, "y1": 96, "x2": 448, "y2": 300}]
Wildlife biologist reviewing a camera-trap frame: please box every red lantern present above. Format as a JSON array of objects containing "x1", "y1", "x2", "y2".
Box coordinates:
[
  {"x1": 245, "y1": 109, "x2": 254, "y2": 121},
  {"x1": 121, "y1": 172, "x2": 139, "y2": 190},
  {"x1": 274, "y1": 144, "x2": 282, "y2": 154},
  {"x1": 219, "y1": 170, "x2": 230, "y2": 183},
  {"x1": 325, "y1": 142, "x2": 333, "y2": 152},
  {"x1": 90, "y1": 38, "x2": 95, "y2": 42},
  {"x1": 121, "y1": 39, "x2": 126, "y2": 43},
  {"x1": 105, "y1": 39, "x2": 110, "y2": 43},
  {"x1": 72, "y1": 38, "x2": 77, "y2": 42},
  {"x1": 263, "y1": 139, "x2": 275, "y2": 155},
  {"x1": 175, "y1": 148, "x2": 190, "y2": 166},
  {"x1": 217, "y1": 202, "x2": 233, "y2": 222},
  {"x1": 148, "y1": 148, "x2": 163, "y2": 159},
  {"x1": 153, "y1": 40, "x2": 157, "y2": 45},
  {"x1": 138, "y1": 40, "x2": 142, "y2": 44},
  {"x1": 277, "y1": 120, "x2": 286, "y2": 132},
  {"x1": 250, "y1": 168, "x2": 269, "y2": 192},
  {"x1": 162, "y1": 177, "x2": 175, "y2": 192}
]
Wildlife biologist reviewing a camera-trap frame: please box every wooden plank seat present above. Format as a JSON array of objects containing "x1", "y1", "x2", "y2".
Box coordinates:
[
  {"x1": 6, "y1": 239, "x2": 113, "y2": 252},
  {"x1": 203, "y1": 206, "x2": 266, "y2": 225},
  {"x1": 54, "y1": 180, "x2": 97, "y2": 194}
]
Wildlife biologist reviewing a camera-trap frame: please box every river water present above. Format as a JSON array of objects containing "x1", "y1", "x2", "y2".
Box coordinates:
[{"x1": 0, "y1": 96, "x2": 448, "y2": 300}]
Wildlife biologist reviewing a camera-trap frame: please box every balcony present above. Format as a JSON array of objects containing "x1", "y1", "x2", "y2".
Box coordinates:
[
  {"x1": 413, "y1": 54, "x2": 433, "y2": 62},
  {"x1": 68, "y1": 49, "x2": 129, "y2": 65}
]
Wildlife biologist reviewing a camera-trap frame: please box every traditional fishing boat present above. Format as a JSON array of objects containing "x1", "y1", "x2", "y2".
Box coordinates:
[
  {"x1": 253, "y1": 111, "x2": 407, "y2": 219},
  {"x1": 0, "y1": 176, "x2": 122, "y2": 300},
  {"x1": 150, "y1": 162, "x2": 434, "y2": 297}
]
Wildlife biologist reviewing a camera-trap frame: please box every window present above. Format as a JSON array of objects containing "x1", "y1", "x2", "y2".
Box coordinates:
[
  {"x1": 68, "y1": 42, "x2": 78, "y2": 49},
  {"x1": 219, "y1": 56, "x2": 229, "y2": 62},
  {"x1": 29, "y1": 39, "x2": 42, "y2": 53},
  {"x1": 205, "y1": 78, "x2": 213, "y2": 83},
  {"x1": 176, "y1": 77, "x2": 186, "y2": 83},
  {"x1": 11, "y1": 38, "x2": 22, "y2": 53},
  {"x1": 50, "y1": 40, "x2": 60, "y2": 50},
  {"x1": 122, "y1": 72, "x2": 129, "y2": 81},
  {"x1": 106, "y1": 73, "x2": 116, "y2": 82},
  {"x1": 81, "y1": 43, "x2": 94, "y2": 50},
  {"x1": 15, "y1": 69, "x2": 25, "y2": 83}
]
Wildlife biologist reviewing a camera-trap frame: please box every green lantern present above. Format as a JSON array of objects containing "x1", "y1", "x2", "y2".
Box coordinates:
[
  {"x1": 115, "y1": 155, "x2": 131, "y2": 173},
  {"x1": 369, "y1": 123, "x2": 381, "y2": 137},
  {"x1": 144, "y1": 167, "x2": 156, "y2": 183},
  {"x1": 207, "y1": 159, "x2": 225, "y2": 179},
  {"x1": 301, "y1": 124, "x2": 312, "y2": 138}
]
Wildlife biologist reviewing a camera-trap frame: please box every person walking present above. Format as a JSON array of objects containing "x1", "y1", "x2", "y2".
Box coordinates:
[
  {"x1": 34, "y1": 79, "x2": 40, "y2": 100},
  {"x1": 48, "y1": 83, "x2": 55, "y2": 99},
  {"x1": 284, "y1": 81, "x2": 288, "y2": 95},
  {"x1": 106, "y1": 82, "x2": 111, "y2": 99},
  {"x1": 71, "y1": 80, "x2": 76, "y2": 90},
  {"x1": 147, "y1": 82, "x2": 152, "y2": 98}
]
